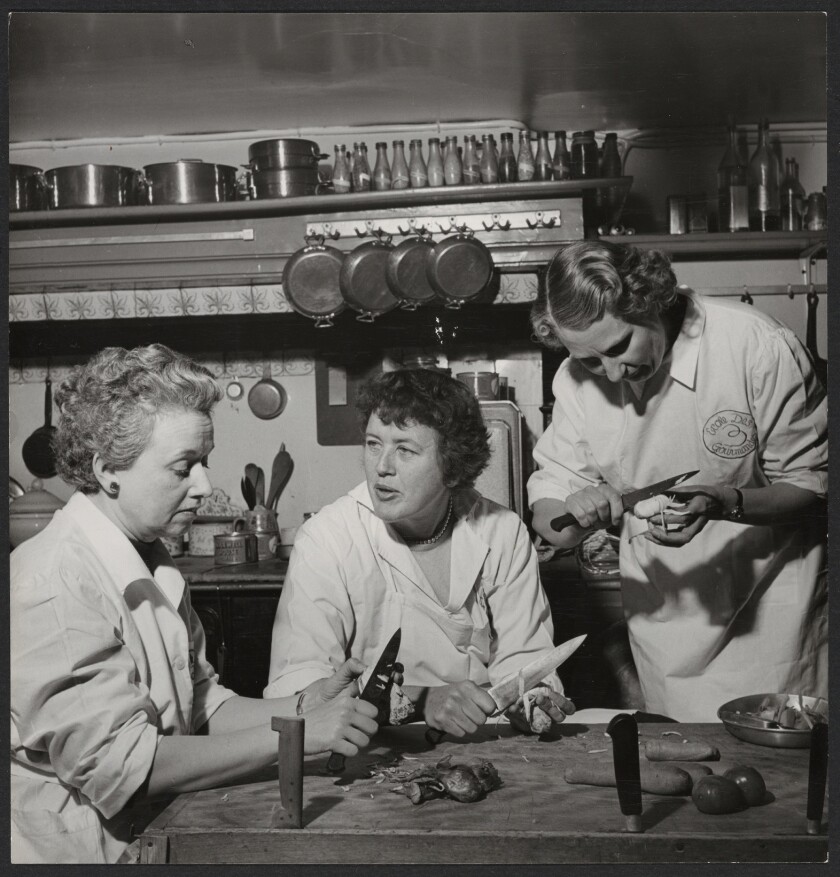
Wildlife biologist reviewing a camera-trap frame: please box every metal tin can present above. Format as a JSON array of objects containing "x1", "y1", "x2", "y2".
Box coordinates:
[
  {"x1": 214, "y1": 531, "x2": 259, "y2": 565},
  {"x1": 667, "y1": 195, "x2": 688, "y2": 234}
]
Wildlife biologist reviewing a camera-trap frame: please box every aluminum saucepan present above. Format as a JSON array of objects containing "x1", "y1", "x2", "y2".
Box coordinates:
[
  {"x1": 10, "y1": 164, "x2": 48, "y2": 212},
  {"x1": 425, "y1": 230, "x2": 494, "y2": 307},
  {"x1": 249, "y1": 168, "x2": 320, "y2": 200},
  {"x1": 140, "y1": 160, "x2": 239, "y2": 205},
  {"x1": 248, "y1": 138, "x2": 328, "y2": 172},
  {"x1": 282, "y1": 240, "x2": 347, "y2": 328},
  {"x1": 339, "y1": 238, "x2": 400, "y2": 322},
  {"x1": 44, "y1": 164, "x2": 141, "y2": 209},
  {"x1": 385, "y1": 234, "x2": 441, "y2": 309}
]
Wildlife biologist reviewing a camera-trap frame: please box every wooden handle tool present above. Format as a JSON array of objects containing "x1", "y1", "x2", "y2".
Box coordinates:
[
  {"x1": 806, "y1": 721, "x2": 828, "y2": 836},
  {"x1": 271, "y1": 716, "x2": 304, "y2": 828},
  {"x1": 607, "y1": 713, "x2": 643, "y2": 833}
]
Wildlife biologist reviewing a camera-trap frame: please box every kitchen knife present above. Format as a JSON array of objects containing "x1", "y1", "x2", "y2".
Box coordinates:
[
  {"x1": 425, "y1": 633, "x2": 586, "y2": 745},
  {"x1": 550, "y1": 470, "x2": 700, "y2": 532},
  {"x1": 607, "y1": 713, "x2": 643, "y2": 833},
  {"x1": 326, "y1": 629, "x2": 401, "y2": 774},
  {"x1": 806, "y1": 721, "x2": 828, "y2": 835}
]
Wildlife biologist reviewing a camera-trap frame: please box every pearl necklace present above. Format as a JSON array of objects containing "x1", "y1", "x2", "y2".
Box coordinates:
[{"x1": 405, "y1": 497, "x2": 454, "y2": 546}]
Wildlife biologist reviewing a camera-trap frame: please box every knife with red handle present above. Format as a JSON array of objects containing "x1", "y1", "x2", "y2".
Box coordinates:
[
  {"x1": 607, "y1": 713, "x2": 643, "y2": 833},
  {"x1": 550, "y1": 470, "x2": 699, "y2": 532},
  {"x1": 806, "y1": 721, "x2": 828, "y2": 835}
]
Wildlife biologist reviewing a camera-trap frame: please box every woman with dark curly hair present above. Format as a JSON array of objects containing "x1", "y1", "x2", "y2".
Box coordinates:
[
  {"x1": 528, "y1": 240, "x2": 827, "y2": 721},
  {"x1": 266, "y1": 367, "x2": 575, "y2": 738},
  {"x1": 10, "y1": 344, "x2": 379, "y2": 864}
]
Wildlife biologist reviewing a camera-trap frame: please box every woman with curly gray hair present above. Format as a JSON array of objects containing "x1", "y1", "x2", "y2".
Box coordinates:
[
  {"x1": 267, "y1": 367, "x2": 575, "y2": 742},
  {"x1": 11, "y1": 344, "x2": 378, "y2": 864},
  {"x1": 528, "y1": 240, "x2": 827, "y2": 722}
]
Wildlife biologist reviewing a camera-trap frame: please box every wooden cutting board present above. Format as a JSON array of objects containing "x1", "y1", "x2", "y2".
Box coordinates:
[{"x1": 140, "y1": 722, "x2": 827, "y2": 864}]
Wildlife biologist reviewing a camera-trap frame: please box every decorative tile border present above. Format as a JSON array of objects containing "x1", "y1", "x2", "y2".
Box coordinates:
[
  {"x1": 8, "y1": 351, "x2": 315, "y2": 384},
  {"x1": 8, "y1": 275, "x2": 539, "y2": 323}
]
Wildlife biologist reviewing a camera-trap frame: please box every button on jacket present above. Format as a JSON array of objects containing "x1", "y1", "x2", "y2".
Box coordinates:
[
  {"x1": 10, "y1": 492, "x2": 236, "y2": 863},
  {"x1": 528, "y1": 292, "x2": 827, "y2": 721},
  {"x1": 265, "y1": 483, "x2": 562, "y2": 699}
]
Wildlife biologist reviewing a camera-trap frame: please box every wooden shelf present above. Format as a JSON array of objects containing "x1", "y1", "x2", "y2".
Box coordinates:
[
  {"x1": 9, "y1": 178, "x2": 630, "y2": 230},
  {"x1": 599, "y1": 230, "x2": 827, "y2": 258}
]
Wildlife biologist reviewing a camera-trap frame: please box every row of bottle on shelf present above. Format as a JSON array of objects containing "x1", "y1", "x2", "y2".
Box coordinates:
[
  {"x1": 329, "y1": 130, "x2": 624, "y2": 193},
  {"x1": 717, "y1": 119, "x2": 826, "y2": 232}
]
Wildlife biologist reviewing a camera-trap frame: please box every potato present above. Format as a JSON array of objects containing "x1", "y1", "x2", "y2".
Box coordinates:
[
  {"x1": 692, "y1": 775, "x2": 748, "y2": 814},
  {"x1": 723, "y1": 765, "x2": 767, "y2": 806}
]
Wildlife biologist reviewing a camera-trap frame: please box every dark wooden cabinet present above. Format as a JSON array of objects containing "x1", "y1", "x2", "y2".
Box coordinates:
[{"x1": 191, "y1": 587, "x2": 282, "y2": 698}]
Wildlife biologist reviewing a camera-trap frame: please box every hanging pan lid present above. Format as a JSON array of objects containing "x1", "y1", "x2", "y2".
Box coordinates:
[
  {"x1": 426, "y1": 231, "x2": 494, "y2": 305},
  {"x1": 339, "y1": 238, "x2": 400, "y2": 321},
  {"x1": 282, "y1": 239, "x2": 346, "y2": 328},
  {"x1": 385, "y1": 235, "x2": 440, "y2": 308}
]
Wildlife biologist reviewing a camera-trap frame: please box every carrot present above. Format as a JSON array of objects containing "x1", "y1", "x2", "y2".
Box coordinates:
[
  {"x1": 564, "y1": 762, "x2": 692, "y2": 796},
  {"x1": 644, "y1": 739, "x2": 720, "y2": 762}
]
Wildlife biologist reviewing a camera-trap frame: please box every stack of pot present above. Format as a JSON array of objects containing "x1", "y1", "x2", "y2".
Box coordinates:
[{"x1": 246, "y1": 138, "x2": 327, "y2": 199}]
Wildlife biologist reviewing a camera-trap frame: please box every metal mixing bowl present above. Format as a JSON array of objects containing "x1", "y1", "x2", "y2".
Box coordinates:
[{"x1": 718, "y1": 693, "x2": 828, "y2": 748}]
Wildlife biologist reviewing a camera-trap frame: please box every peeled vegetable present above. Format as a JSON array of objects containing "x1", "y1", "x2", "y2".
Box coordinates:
[
  {"x1": 439, "y1": 766, "x2": 484, "y2": 803},
  {"x1": 691, "y1": 775, "x2": 747, "y2": 814},
  {"x1": 644, "y1": 739, "x2": 720, "y2": 762},
  {"x1": 633, "y1": 495, "x2": 691, "y2": 531},
  {"x1": 723, "y1": 765, "x2": 767, "y2": 806},
  {"x1": 565, "y1": 762, "x2": 692, "y2": 796}
]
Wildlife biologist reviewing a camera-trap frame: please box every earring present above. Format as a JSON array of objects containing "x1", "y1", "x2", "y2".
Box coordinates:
[{"x1": 108, "y1": 481, "x2": 119, "y2": 496}]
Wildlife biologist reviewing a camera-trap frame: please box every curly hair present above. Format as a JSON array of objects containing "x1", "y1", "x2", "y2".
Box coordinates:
[
  {"x1": 531, "y1": 241, "x2": 679, "y2": 350},
  {"x1": 53, "y1": 344, "x2": 222, "y2": 493},
  {"x1": 356, "y1": 368, "x2": 491, "y2": 489}
]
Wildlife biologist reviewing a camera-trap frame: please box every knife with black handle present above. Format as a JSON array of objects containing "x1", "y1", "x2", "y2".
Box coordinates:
[
  {"x1": 325, "y1": 629, "x2": 401, "y2": 774},
  {"x1": 550, "y1": 470, "x2": 699, "y2": 532},
  {"x1": 607, "y1": 713, "x2": 643, "y2": 833},
  {"x1": 806, "y1": 721, "x2": 828, "y2": 835}
]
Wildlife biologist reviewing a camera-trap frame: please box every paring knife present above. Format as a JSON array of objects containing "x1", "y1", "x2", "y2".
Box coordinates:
[
  {"x1": 607, "y1": 713, "x2": 643, "y2": 833},
  {"x1": 806, "y1": 721, "x2": 828, "y2": 835},
  {"x1": 425, "y1": 633, "x2": 587, "y2": 745},
  {"x1": 326, "y1": 628, "x2": 401, "y2": 774},
  {"x1": 550, "y1": 470, "x2": 700, "y2": 532}
]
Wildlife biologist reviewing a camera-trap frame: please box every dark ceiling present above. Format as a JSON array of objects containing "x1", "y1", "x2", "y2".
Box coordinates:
[{"x1": 9, "y1": 11, "x2": 827, "y2": 142}]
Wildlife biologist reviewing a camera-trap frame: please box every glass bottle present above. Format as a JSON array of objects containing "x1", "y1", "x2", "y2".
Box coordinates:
[
  {"x1": 598, "y1": 132, "x2": 624, "y2": 226},
  {"x1": 351, "y1": 142, "x2": 371, "y2": 192},
  {"x1": 461, "y1": 135, "x2": 480, "y2": 185},
  {"x1": 533, "y1": 131, "x2": 553, "y2": 181},
  {"x1": 717, "y1": 125, "x2": 749, "y2": 232},
  {"x1": 372, "y1": 142, "x2": 392, "y2": 192},
  {"x1": 517, "y1": 130, "x2": 535, "y2": 181},
  {"x1": 391, "y1": 140, "x2": 410, "y2": 190},
  {"x1": 331, "y1": 143, "x2": 351, "y2": 194},
  {"x1": 444, "y1": 136, "x2": 464, "y2": 185},
  {"x1": 426, "y1": 137, "x2": 444, "y2": 187},
  {"x1": 479, "y1": 134, "x2": 499, "y2": 183},
  {"x1": 780, "y1": 158, "x2": 806, "y2": 231},
  {"x1": 552, "y1": 131, "x2": 571, "y2": 180},
  {"x1": 748, "y1": 119, "x2": 781, "y2": 231},
  {"x1": 409, "y1": 139, "x2": 428, "y2": 188},
  {"x1": 498, "y1": 132, "x2": 517, "y2": 183},
  {"x1": 570, "y1": 131, "x2": 599, "y2": 179}
]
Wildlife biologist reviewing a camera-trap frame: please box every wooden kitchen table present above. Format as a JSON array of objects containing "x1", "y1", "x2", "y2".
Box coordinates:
[{"x1": 139, "y1": 722, "x2": 827, "y2": 864}]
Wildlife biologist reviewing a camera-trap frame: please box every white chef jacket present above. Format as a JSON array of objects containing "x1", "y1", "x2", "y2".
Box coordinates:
[
  {"x1": 265, "y1": 483, "x2": 563, "y2": 699},
  {"x1": 10, "y1": 492, "x2": 236, "y2": 864},
  {"x1": 528, "y1": 291, "x2": 827, "y2": 721}
]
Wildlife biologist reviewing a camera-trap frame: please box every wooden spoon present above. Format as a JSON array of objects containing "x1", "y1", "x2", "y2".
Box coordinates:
[{"x1": 267, "y1": 444, "x2": 294, "y2": 511}]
